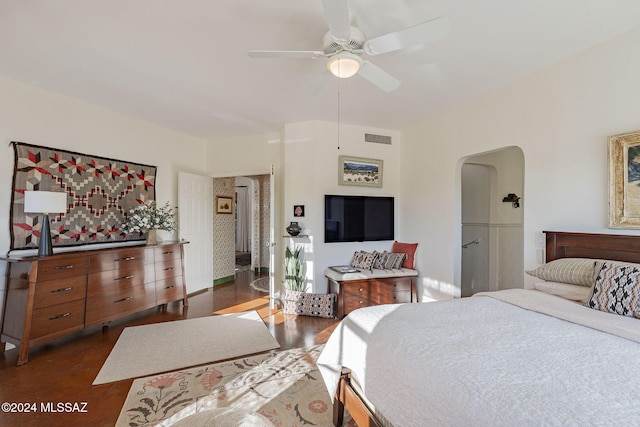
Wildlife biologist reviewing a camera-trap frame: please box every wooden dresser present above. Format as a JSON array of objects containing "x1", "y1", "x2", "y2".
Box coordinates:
[
  {"x1": 1, "y1": 242, "x2": 188, "y2": 365},
  {"x1": 327, "y1": 274, "x2": 417, "y2": 318}
]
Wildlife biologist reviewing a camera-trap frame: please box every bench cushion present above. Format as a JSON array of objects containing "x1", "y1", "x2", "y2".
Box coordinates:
[{"x1": 324, "y1": 267, "x2": 418, "y2": 282}]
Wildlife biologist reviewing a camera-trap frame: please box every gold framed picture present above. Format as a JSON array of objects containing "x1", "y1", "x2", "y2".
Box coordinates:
[
  {"x1": 609, "y1": 130, "x2": 640, "y2": 228},
  {"x1": 216, "y1": 196, "x2": 233, "y2": 214}
]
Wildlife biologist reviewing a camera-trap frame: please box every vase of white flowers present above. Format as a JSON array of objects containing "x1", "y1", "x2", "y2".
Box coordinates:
[{"x1": 121, "y1": 201, "x2": 176, "y2": 245}]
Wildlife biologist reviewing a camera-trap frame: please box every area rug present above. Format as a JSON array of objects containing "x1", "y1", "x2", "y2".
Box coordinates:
[
  {"x1": 250, "y1": 276, "x2": 269, "y2": 293},
  {"x1": 116, "y1": 345, "x2": 354, "y2": 427},
  {"x1": 93, "y1": 311, "x2": 280, "y2": 385}
]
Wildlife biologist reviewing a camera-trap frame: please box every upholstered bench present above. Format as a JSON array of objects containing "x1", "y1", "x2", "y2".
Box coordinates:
[{"x1": 324, "y1": 268, "x2": 418, "y2": 318}]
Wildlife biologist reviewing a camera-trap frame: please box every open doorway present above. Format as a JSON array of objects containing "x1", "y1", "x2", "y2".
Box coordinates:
[
  {"x1": 211, "y1": 174, "x2": 272, "y2": 282},
  {"x1": 459, "y1": 147, "x2": 524, "y2": 297},
  {"x1": 235, "y1": 177, "x2": 253, "y2": 272}
]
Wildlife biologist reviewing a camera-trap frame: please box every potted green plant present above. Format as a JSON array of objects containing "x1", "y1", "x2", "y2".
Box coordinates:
[
  {"x1": 284, "y1": 245, "x2": 305, "y2": 291},
  {"x1": 282, "y1": 245, "x2": 336, "y2": 318}
]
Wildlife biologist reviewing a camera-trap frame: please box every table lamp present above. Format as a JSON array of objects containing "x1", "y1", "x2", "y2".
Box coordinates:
[{"x1": 24, "y1": 191, "x2": 68, "y2": 257}]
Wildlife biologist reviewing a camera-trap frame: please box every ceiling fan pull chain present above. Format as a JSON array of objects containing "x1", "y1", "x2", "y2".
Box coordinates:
[{"x1": 337, "y1": 79, "x2": 341, "y2": 150}]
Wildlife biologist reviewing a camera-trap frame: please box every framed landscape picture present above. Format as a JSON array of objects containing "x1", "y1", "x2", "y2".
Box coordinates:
[
  {"x1": 216, "y1": 195, "x2": 233, "y2": 214},
  {"x1": 338, "y1": 155, "x2": 383, "y2": 188},
  {"x1": 609, "y1": 130, "x2": 640, "y2": 228}
]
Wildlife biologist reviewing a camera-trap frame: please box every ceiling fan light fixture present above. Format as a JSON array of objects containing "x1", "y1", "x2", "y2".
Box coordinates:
[{"x1": 327, "y1": 52, "x2": 362, "y2": 78}]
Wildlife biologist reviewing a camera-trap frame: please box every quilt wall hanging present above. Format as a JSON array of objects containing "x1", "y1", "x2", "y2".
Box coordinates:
[{"x1": 10, "y1": 141, "x2": 157, "y2": 251}]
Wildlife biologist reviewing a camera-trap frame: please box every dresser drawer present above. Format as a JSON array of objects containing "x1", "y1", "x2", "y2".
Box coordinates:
[
  {"x1": 377, "y1": 288, "x2": 412, "y2": 304},
  {"x1": 34, "y1": 256, "x2": 87, "y2": 281},
  {"x1": 30, "y1": 299, "x2": 85, "y2": 339},
  {"x1": 343, "y1": 295, "x2": 375, "y2": 315},
  {"x1": 372, "y1": 277, "x2": 413, "y2": 292},
  {"x1": 88, "y1": 247, "x2": 154, "y2": 273},
  {"x1": 85, "y1": 282, "x2": 156, "y2": 326},
  {"x1": 87, "y1": 263, "x2": 155, "y2": 296},
  {"x1": 154, "y1": 244, "x2": 182, "y2": 262},
  {"x1": 343, "y1": 281, "x2": 373, "y2": 298},
  {"x1": 155, "y1": 257, "x2": 182, "y2": 281},
  {"x1": 33, "y1": 276, "x2": 87, "y2": 309},
  {"x1": 156, "y1": 276, "x2": 184, "y2": 304}
]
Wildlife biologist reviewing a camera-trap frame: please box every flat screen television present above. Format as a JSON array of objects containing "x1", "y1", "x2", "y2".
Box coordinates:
[{"x1": 324, "y1": 195, "x2": 394, "y2": 243}]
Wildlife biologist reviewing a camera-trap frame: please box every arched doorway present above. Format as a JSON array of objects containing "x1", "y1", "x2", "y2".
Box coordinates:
[{"x1": 459, "y1": 146, "x2": 524, "y2": 297}]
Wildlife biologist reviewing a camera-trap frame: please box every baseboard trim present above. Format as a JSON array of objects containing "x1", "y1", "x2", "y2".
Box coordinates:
[{"x1": 213, "y1": 275, "x2": 235, "y2": 286}]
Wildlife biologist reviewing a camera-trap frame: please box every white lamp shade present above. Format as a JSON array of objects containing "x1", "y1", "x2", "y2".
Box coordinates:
[
  {"x1": 327, "y1": 52, "x2": 363, "y2": 78},
  {"x1": 24, "y1": 191, "x2": 68, "y2": 214}
]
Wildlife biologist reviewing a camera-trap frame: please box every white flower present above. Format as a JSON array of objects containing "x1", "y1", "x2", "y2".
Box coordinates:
[{"x1": 120, "y1": 201, "x2": 176, "y2": 235}]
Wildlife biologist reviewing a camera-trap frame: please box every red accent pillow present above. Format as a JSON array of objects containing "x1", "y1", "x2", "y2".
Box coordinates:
[{"x1": 392, "y1": 241, "x2": 418, "y2": 269}]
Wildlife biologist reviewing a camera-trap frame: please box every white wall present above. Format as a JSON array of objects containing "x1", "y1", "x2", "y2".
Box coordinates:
[
  {"x1": 401, "y1": 27, "x2": 640, "y2": 299},
  {"x1": 206, "y1": 121, "x2": 402, "y2": 294},
  {"x1": 0, "y1": 75, "x2": 207, "y2": 321},
  {"x1": 282, "y1": 121, "x2": 402, "y2": 293}
]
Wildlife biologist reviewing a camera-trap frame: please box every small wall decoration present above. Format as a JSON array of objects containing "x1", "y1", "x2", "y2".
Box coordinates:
[
  {"x1": 216, "y1": 195, "x2": 233, "y2": 214},
  {"x1": 294, "y1": 205, "x2": 305, "y2": 217},
  {"x1": 609, "y1": 130, "x2": 640, "y2": 228},
  {"x1": 338, "y1": 155, "x2": 383, "y2": 188},
  {"x1": 9, "y1": 141, "x2": 157, "y2": 250}
]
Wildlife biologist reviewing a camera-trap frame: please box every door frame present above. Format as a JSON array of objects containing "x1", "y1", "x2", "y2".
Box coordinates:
[{"x1": 211, "y1": 168, "x2": 276, "y2": 306}]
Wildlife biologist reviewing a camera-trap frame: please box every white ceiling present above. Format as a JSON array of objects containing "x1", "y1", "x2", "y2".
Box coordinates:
[{"x1": 1, "y1": 0, "x2": 639, "y2": 140}]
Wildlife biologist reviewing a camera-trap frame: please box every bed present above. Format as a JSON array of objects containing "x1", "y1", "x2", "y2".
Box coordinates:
[{"x1": 316, "y1": 231, "x2": 640, "y2": 426}]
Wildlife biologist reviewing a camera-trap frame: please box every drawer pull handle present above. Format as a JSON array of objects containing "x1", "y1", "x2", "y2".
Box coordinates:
[
  {"x1": 359, "y1": 288, "x2": 364, "y2": 292},
  {"x1": 49, "y1": 312, "x2": 71, "y2": 321},
  {"x1": 51, "y1": 286, "x2": 73, "y2": 293},
  {"x1": 163, "y1": 267, "x2": 174, "y2": 271},
  {"x1": 162, "y1": 251, "x2": 174, "y2": 255},
  {"x1": 114, "y1": 296, "x2": 133, "y2": 304},
  {"x1": 53, "y1": 264, "x2": 75, "y2": 270},
  {"x1": 359, "y1": 300, "x2": 364, "y2": 304},
  {"x1": 114, "y1": 275, "x2": 134, "y2": 281},
  {"x1": 164, "y1": 285, "x2": 175, "y2": 290},
  {"x1": 115, "y1": 256, "x2": 136, "y2": 262}
]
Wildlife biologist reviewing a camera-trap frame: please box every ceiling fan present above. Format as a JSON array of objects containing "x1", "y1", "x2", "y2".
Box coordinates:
[{"x1": 248, "y1": 0, "x2": 449, "y2": 92}]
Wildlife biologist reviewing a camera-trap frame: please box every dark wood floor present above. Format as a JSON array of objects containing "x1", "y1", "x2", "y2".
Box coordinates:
[{"x1": 0, "y1": 270, "x2": 340, "y2": 427}]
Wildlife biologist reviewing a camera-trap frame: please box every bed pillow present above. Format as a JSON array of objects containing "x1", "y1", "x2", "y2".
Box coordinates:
[
  {"x1": 526, "y1": 258, "x2": 597, "y2": 286},
  {"x1": 534, "y1": 281, "x2": 592, "y2": 303},
  {"x1": 350, "y1": 251, "x2": 377, "y2": 270},
  {"x1": 392, "y1": 241, "x2": 418, "y2": 269},
  {"x1": 587, "y1": 260, "x2": 640, "y2": 319}
]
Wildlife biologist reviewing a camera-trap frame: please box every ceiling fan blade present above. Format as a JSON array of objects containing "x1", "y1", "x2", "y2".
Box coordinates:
[
  {"x1": 321, "y1": 0, "x2": 351, "y2": 43},
  {"x1": 358, "y1": 61, "x2": 401, "y2": 92},
  {"x1": 364, "y1": 17, "x2": 449, "y2": 56},
  {"x1": 248, "y1": 50, "x2": 325, "y2": 59}
]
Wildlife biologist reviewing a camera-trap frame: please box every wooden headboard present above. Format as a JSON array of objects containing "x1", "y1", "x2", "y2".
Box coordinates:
[{"x1": 545, "y1": 231, "x2": 640, "y2": 264}]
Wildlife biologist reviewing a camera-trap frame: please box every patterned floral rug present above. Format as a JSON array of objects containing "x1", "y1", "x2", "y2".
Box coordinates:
[{"x1": 116, "y1": 345, "x2": 354, "y2": 426}]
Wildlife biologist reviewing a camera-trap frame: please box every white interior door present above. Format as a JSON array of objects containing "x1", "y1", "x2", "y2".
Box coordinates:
[
  {"x1": 269, "y1": 166, "x2": 276, "y2": 309},
  {"x1": 178, "y1": 172, "x2": 213, "y2": 294}
]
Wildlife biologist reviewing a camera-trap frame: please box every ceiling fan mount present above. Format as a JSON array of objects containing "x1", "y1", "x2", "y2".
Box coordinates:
[
  {"x1": 248, "y1": 0, "x2": 449, "y2": 93},
  {"x1": 322, "y1": 26, "x2": 365, "y2": 55}
]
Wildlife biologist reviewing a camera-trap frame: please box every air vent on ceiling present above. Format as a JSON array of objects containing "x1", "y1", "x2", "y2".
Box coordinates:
[{"x1": 364, "y1": 133, "x2": 392, "y2": 145}]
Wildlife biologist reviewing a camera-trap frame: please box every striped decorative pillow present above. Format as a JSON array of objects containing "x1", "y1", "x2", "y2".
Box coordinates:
[
  {"x1": 526, "y1": 258, "x2": 597, "y2": 286},
  {"x1": 384, "y1": 253, "x2": 406, "y2": 269}
]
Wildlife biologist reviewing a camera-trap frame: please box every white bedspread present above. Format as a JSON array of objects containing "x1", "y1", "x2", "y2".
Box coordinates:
[{"x1": 316, "y1": 289, "x2": 640, "y2": 426}]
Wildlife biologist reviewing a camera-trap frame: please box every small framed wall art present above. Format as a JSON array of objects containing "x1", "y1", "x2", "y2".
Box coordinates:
[
  {"x1": 294, "y1": 205, "x2": 305, "y2": 217},
  {"x1": 609, "y1": 130, "x2": 640, "y2": 228},
  {"x1": 216, "y1": 196, "x2": 233, "y2": 214},
  {"x1": 338, "y1": 155, "x2": 383, "y2": 188}
]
